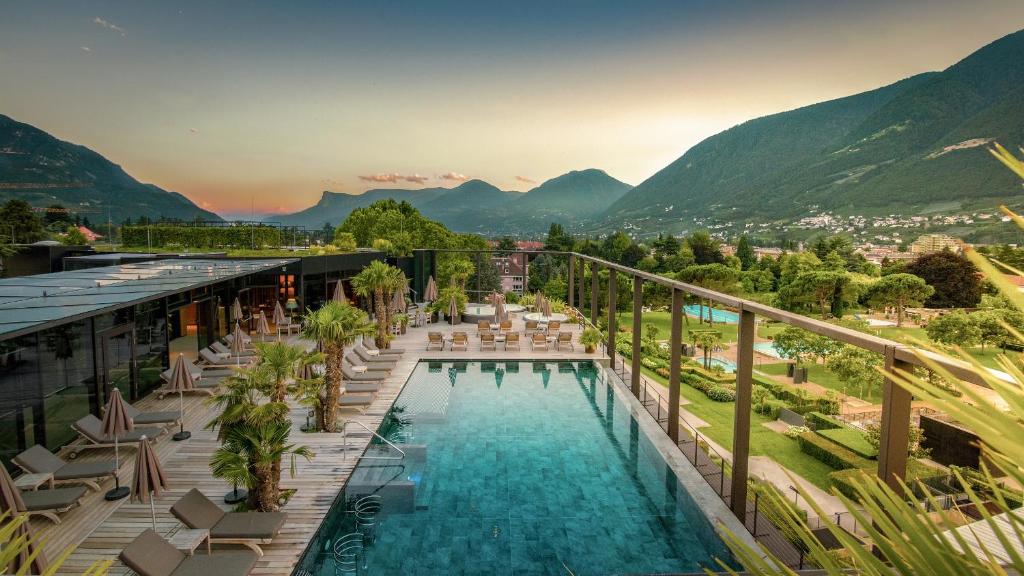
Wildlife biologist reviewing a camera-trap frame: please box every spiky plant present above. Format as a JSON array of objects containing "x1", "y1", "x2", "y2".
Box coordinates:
[
  {"x1": 210, "y1": 421, "x2": 313, "y2": 512},
  {"x1": 351, "y1": 260, "x2": 404, "y2": 349},
  {"x1": 719, "y1": 144, "x2": 1024, "y2": 575}
]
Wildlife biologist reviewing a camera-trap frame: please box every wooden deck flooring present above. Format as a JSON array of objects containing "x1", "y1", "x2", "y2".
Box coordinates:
[{"x1": 45, "y1": 318, "x2": 594, "y2": 575}]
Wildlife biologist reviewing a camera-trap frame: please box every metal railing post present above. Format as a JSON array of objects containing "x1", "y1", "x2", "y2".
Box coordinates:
[
  {"x1": 631, "y1": 275, "x2": 643, "y2": 396},
  {"x1": 668, "y1": 288, "x2": 683, "y2": 442},
  {"x1": 730, "y1": 307, "x2": 755, "y2": 520}
]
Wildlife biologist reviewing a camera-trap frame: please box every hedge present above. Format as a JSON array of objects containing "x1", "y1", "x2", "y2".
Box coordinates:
[
  {"x1": 817, "y1": 428, "x2": 877, "y2": 459},
  {"x1": 706, "y1": 386, "x2": 737, "y2": 402},
  {"x1": 798, "y1": 431, "x2": 875, "y2": 470},
  {"x1": 805, "y1": 411, "x2": 844, "y2": 431},
  {"x1": 756, "y1": 398, "x2": 788, "y2": 420},
  {"x1": 830, "y1": 462, "x2": 954, "y2": 502},
  {"x1": 682, "y1": 363, "x2": 736, "y2": 384},
  {"x1": 122, "y1": 225, "x2": 283, "y2": 248},
  {"x1": 753, "y1": 374, "x2": 840, "y2": 415},
  {"x1": 828, "y1": 468, "x2": 867, "y2": 500}
]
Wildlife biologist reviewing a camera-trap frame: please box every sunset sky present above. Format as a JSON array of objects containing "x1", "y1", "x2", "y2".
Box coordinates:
[{"x1": 1, "y1": 1, "x2": 1022, "y2": 216}]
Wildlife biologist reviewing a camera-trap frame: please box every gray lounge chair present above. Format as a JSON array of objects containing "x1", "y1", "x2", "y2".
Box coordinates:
[
  {"x1": 342, "y1": 363, "x2": 388, "y2": 383},
  {"x1": 120, "y1": 528, "x2": 259, "y2": 576},
  {"x1": 338, "y1": 389, "x2": 375, "y2": 412},
  {"x1": 211, "y1": 340, "x2": 257, "y2": 357},
  {"x1": 20, "y1": 485, "x2": 88, "y2": 524},
  {"x1": 367, "y1": 337, "x2": 404, "y2": 355},
  {"x1": 171, "y1": 488, "x2": 286, "y2": 556},
  {"x1": 353, "y1": 345, "x2": 397, "y2": 369},
  {"x1": 161, "y1": 365, "x2": 202, "y2": 383},
  {"x1": 223, "y1": 332, "x2": 252, "y2": 346},
  {"x1": 69, "y1": 415, "x2": 165, "y2": 457},
  {"x1": 125, "y1": 403, "x2": 182, "y2": 427},
  {"x1": 14, "y1": 444, "x2": 116, "y2": 491},
  {"x1": 156, "y1": 374, "x2": 222, "y2": 399},
  {"x1": 200, "y1": 347, "x2": 252, "y2": 367},
  {"x1": 343, "y1": 380, "x2": 379, "y2": 394}
]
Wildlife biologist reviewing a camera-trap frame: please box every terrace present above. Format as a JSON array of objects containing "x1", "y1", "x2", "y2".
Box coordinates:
[{"x1": 3, "y1": 249, "x2": 1002, "y2": 574}]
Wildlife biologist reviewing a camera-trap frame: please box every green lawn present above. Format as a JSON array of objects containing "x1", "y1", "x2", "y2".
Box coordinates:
[
  {"x1": 758, "y1": 362, "x2": 884, "y2": 404},
  {"x1": 641, "y1": 366, "x2": 834, "y2": 489},
  {"x1": 617, "y1": 311, "x2": 785, "y2": 345}
]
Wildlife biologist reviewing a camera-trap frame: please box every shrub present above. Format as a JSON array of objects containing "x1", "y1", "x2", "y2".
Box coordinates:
[
  {"x1": 805, "y1": 411, "x2": 844, "y2": 431},
  {"x1": 828, "y1": 468, "x2": 866, "y2": 499},
  {"x1": 655, "y1": 367, "x2": 670, "y2": 379},
  {"x1": 785, "y1": 425, "x2": 810, "y2": 439},
  {"x1": 122, "y1": 224, "x2": 282, "y2": 248},
  {"x1": 756, "y1": 399, "x2": 788, "y2": 419},
  {"x1": 817, "y1": 427, "x2": 877, "y2": 459},
  {"x1": 797, "y1": 431, "x2": 874, "y2": 470},
  {"x1": 706, "y1": 386, "x2": 737, "y2": 402}
]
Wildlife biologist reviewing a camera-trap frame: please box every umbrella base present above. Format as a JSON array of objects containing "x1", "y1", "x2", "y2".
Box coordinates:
[
  {"x1": 224, "y1": 488, "x2": 248, "y2": 504},
  {"x1": 173, "y1": 430, "x2": 192, "y2": 441},
  {"x1": 105, "y1": 486, "x2": 130, "y2": 501}
]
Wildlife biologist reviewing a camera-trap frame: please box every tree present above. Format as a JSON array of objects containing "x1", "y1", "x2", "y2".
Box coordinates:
[
  {"x1": 0, "y1": 199, "x2": 45, "y2": 243},
  {"x1": 470, "y1": 255, "x2": 502, "y2": 296},
  {"x1": 780, "y1": 270, "x2": 852, "y2": 319},
  {"x1": 924, "y1": 310, "x2": 981, "y2": 348},
  {"x1": 866, "y1": 273, "x2": 934, "y2": 327},
  {"x1": 351, "y1": 260, "x2": 405, "y2": 348},
  {"x1": 685, "y1": 231, "x2": 724, "y2": 264},
  {"x1": 772, "y1": 327, "x2": 814, "y2": 367},
  {"x1": 437, "y1": 258, "x2": 475, "y2": 291},
  {"x1": 332, "y1": 229, "x2": 357, "y2": 251},
  {"x1": 969, "y1": 309, "x2": 1024, "y2": 351},
  {"x1": 496, "y1": 237, "x2": 516, "y2": 252},
  {"x1": 678, "y1": 264, "x2": 740, "y2": 324},
  {"x1": 906, "y1": 250, "x2": 982, "y2": 308},
  {"x1": 44, "y1": 203, "x2": 69, "y2": 225},
  {"x1": 543, "y1": 223, "x2": 574, "y2": 252},
  {"x1": 301, "y1": 302, "x2": 375, "y2": 432},
  {"x1": 826, "y1": 345, "x2": 885, "y2": 400},
  {"x1": 736, "y1": 235, "x2": 755, "y2": 270},
  {"x1": 62, "y1": 225, "x2": 88, "y2": 245},
  {"x1": 864, "y1": 422, "x2": 929, "y2": 458},
  {"x1": 691, "y1": 330, "x2": 722, "y2": 370}
]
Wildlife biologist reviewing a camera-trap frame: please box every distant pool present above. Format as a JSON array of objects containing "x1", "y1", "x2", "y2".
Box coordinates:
[
  {"x1": 707, "y1": 357, "x2": 737, "y2": 373},
  {"x1": 683, "y1": 305, "x2": 739, "y2": 323},
  {"x1": 295, "y1": 360, "x2": 733, "y2": 575},
  {"x1": 753, "y1": 342, "x2": 788, "y2": 359}
]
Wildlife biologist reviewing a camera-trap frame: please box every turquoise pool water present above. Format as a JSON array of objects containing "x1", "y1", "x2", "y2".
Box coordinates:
[
  {"x1": 295, "y1": 360, "x2": 731, "y2": 575},
  {"x1": 683, "y1": 305, "x2": 739, "y2": 323},
  {"x1": 753, "y1": 342, "x2": 787, "y2": 359},
  {"x1": 706, "y1": 357, "x2": 737, "y2": 373}
]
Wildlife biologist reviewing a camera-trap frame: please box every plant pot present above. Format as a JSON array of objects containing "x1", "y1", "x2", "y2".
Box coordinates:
[
  {"x1": 585, "y1": 345, "x2": 596, "y2": 353},
  {"x1": 400, "y1": 325, "x2": 407, "y2": 334}
]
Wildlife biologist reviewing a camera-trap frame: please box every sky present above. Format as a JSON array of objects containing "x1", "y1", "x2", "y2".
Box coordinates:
[{"x1": 1, "y1": 1, "x2": 1022, "y2": 216}]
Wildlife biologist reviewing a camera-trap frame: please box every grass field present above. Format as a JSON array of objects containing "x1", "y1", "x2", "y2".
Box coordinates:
[
  {"x1": 616, "y1": 311, "x2": 787, "y2": 345},
  {"x1": 642, "y1": 366, "x2": 834, "y2": 489}
]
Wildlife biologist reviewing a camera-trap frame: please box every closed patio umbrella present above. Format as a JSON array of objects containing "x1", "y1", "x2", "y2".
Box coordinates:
[
  {"x1": 131, "y1": 435, "x2": 168, "y2": 531},
  {"x1": 101, "y1": 388, "x2": 133, "y2": 501},
  {"x1": 257, "y1": 311, "x2": 271, "y2": 341},
  {"x1": 273, "y1": 301, "x2": 287, "y2": 340},
  {"x1": 0, "y1": 467, "x2": 47, "y2": 575},
  {"x1": 390, "y1": 289, "x2": 405, "y2": 314},
  {"x1": 232, "y1": 297, "x2": 244, "y2": 322},
  {"x1": 448, "y1": 294, "x2": 459, "y2": 331},
  {"x1": 332, "y1": 281, "x2": 348, "y2": 305},
  {"x1": 542, "y1": 297, "x2": 552, "y2": 319},
  {"x1": 231, "y1": 323, "x2": 247, "y2": 366},
  {"x1": 167, "y1": 354, "x2": 193, "y2": 441},
  {"x1": 424, "y1": 276, "x2": 438, "y2": 303}
]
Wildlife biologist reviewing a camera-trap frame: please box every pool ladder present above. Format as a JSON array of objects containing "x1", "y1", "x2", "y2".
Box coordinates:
[{"x1": 332, "y1": 495, "x2": 383, "y2": 573}]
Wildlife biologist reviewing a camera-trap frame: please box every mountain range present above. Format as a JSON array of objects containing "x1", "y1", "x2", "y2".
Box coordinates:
[
  {"x1": 273, "y1": 169, "x2": 632, "y2": 234},
  {"x1": 0, "y1": 114, "x2": 220, "y2": 224},
  {"x1": 1, "y1": 28, "x2": 1022, "y2": 236},
  {"x1": 598, "y1": 28, "x2": 1024, "y2": 233}
]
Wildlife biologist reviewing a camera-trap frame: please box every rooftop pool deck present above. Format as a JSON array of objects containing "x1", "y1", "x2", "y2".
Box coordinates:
[{"x1": 295, "y1": 359, "x2": 736, "y2": 575}]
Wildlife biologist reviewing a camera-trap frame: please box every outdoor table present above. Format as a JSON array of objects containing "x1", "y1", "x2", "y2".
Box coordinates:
[{"x1": 15, "y1": 472, "x2": 54, "y2": 491}]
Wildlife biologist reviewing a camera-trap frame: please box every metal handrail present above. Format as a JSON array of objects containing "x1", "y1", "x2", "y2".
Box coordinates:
[{"x1": 342, "y1": 420, "x2": 406, "y2": 460}]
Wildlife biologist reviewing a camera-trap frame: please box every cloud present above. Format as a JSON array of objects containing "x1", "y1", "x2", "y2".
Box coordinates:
[
  {"x1": 515, "y1": 175, "x2": 536, "y2": 184},
  {"x1": 188, "y1": 127, "x2": 199, "y2": 134},
  {"x1": 80, "y1": 46, "x2": 92, "y2": 52},
  {"x1": 92, "y1": 17, "x2": 126, "y2": 36},
  {"x1": 358, "y1": 173, "x2": 430, "y2": 184},
  {"x1": 439, "y1": 171, "x2": 469, "y2": 182},
  {"x1": 320, "y1": 178, "x2": 344, "y2": 189}
]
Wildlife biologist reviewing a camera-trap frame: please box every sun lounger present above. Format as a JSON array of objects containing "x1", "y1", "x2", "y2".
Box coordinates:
[
  {"x1": 480, "y1": 333, "x2": 496, "y2": 351},
  {"x1": 343, "y1": 381, "x2": 380, "y2": 394},
  {"x1": 223, "y1": 332, "x2": 252, "y2": 346},
  {"x1": 200, "y1": 347, "x2": 251, "y2": 367},
  {"x1": 171, "y1": 488, "x2": 286, "y2": 556},
  {"x1": 524, "y1": 320, "x2": 540, "y2": 336},
  {"x1": 120, "y1": 528, "x2": 259, "y2": 576},
  {"x1": 556, "y1": 331, "x2": 574, "y2": 351},
  {"x1": 14, "y1": 444, "x2": 115, "y2": 491},
  {"x1": 452, "y1": 332, "x2": 468, "y2": 352},
  {"x1": 548, "y1": 320, "x2": 561, "y2": 332},
  {"x1": 160, "y1": 365, "x2": 202, "y2": 383},
  {"x1": 342, "y1": 362, "x2": 388, "y2": 382},
  {"x1": 353, "y1": 345, "x2": 397, "y2": 369},
  {"x1": 123, "y1": 403, "x2": 182, "y2": 427},
  {"x1": 505, "y1": 332, "x2": 521, "y2": 351},
  {"x1": 155, "y1": 373, "x2": 222, "y2": 399},
  {"x1": 367, "y1": 337, "x2": 404, "y2": 355},
  {"x1": 426, "y1": 331, "x2": 444, "y2": 350},
  {"x1": 68, "y1": 415, "x2": 165, "y2": 457},
  {"x1": 20, "y1": 485, "x2": 88, "y2": 524},
  {"x1": 499, "y1": 320, "x2": 512, "y2": 334},
  {"x1": 477, "y1": 320, "x2": 492, "y2": 336},
  {"x1": 338, "y1": 389, "x2": 376, "y2": 412},
  {"x1": 211, "y1": 340, "x2": 257, "y2": 357},
  {"x1": 531, "y1": 333, "x2": 548, "y2": 351}
]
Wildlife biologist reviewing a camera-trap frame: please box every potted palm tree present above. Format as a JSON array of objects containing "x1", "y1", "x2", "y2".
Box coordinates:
[
  {"x1": 580, "y1": 327, "x2": 603, "y2": 354},
  {"x1": 352, "y1": 260, "x2": 405, "y2": 349},
  {"x1": 301, "y1": 301, "x2": 375, "y2": 432}
]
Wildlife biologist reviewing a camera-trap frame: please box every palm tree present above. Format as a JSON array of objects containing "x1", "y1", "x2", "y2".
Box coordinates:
[
  {"x1": 352, "y1": 260, "x2": 404, "y2": 348},
  {"x1": 210, "y1": 421, "x2": 312, "y2": 512},
  {"x1": 301, "y1": 301, "x2": 375, "y2": 432},
  {"x1": 254, "y1": 341, "x2": 305, "y2": 403}
]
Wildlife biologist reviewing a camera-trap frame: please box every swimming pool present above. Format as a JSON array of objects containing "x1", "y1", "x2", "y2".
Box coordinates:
[
  {"x1": 683, "y1": 305, "x2": 739, "y2": 323},
  {"x1": 753, "y1": 342, "x2": 788, "y2": 359},
  {"x1": 706, "y1": 357, "x2": 737, "y2": 373},
  {"x1": 295, "y1": 360, "x2": 734, "y2": 575}
]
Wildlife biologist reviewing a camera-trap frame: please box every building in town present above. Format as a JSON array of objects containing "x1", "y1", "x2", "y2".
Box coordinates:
[{"x1": 909, "y1": 233, "x2": 965, "y2": 255}]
